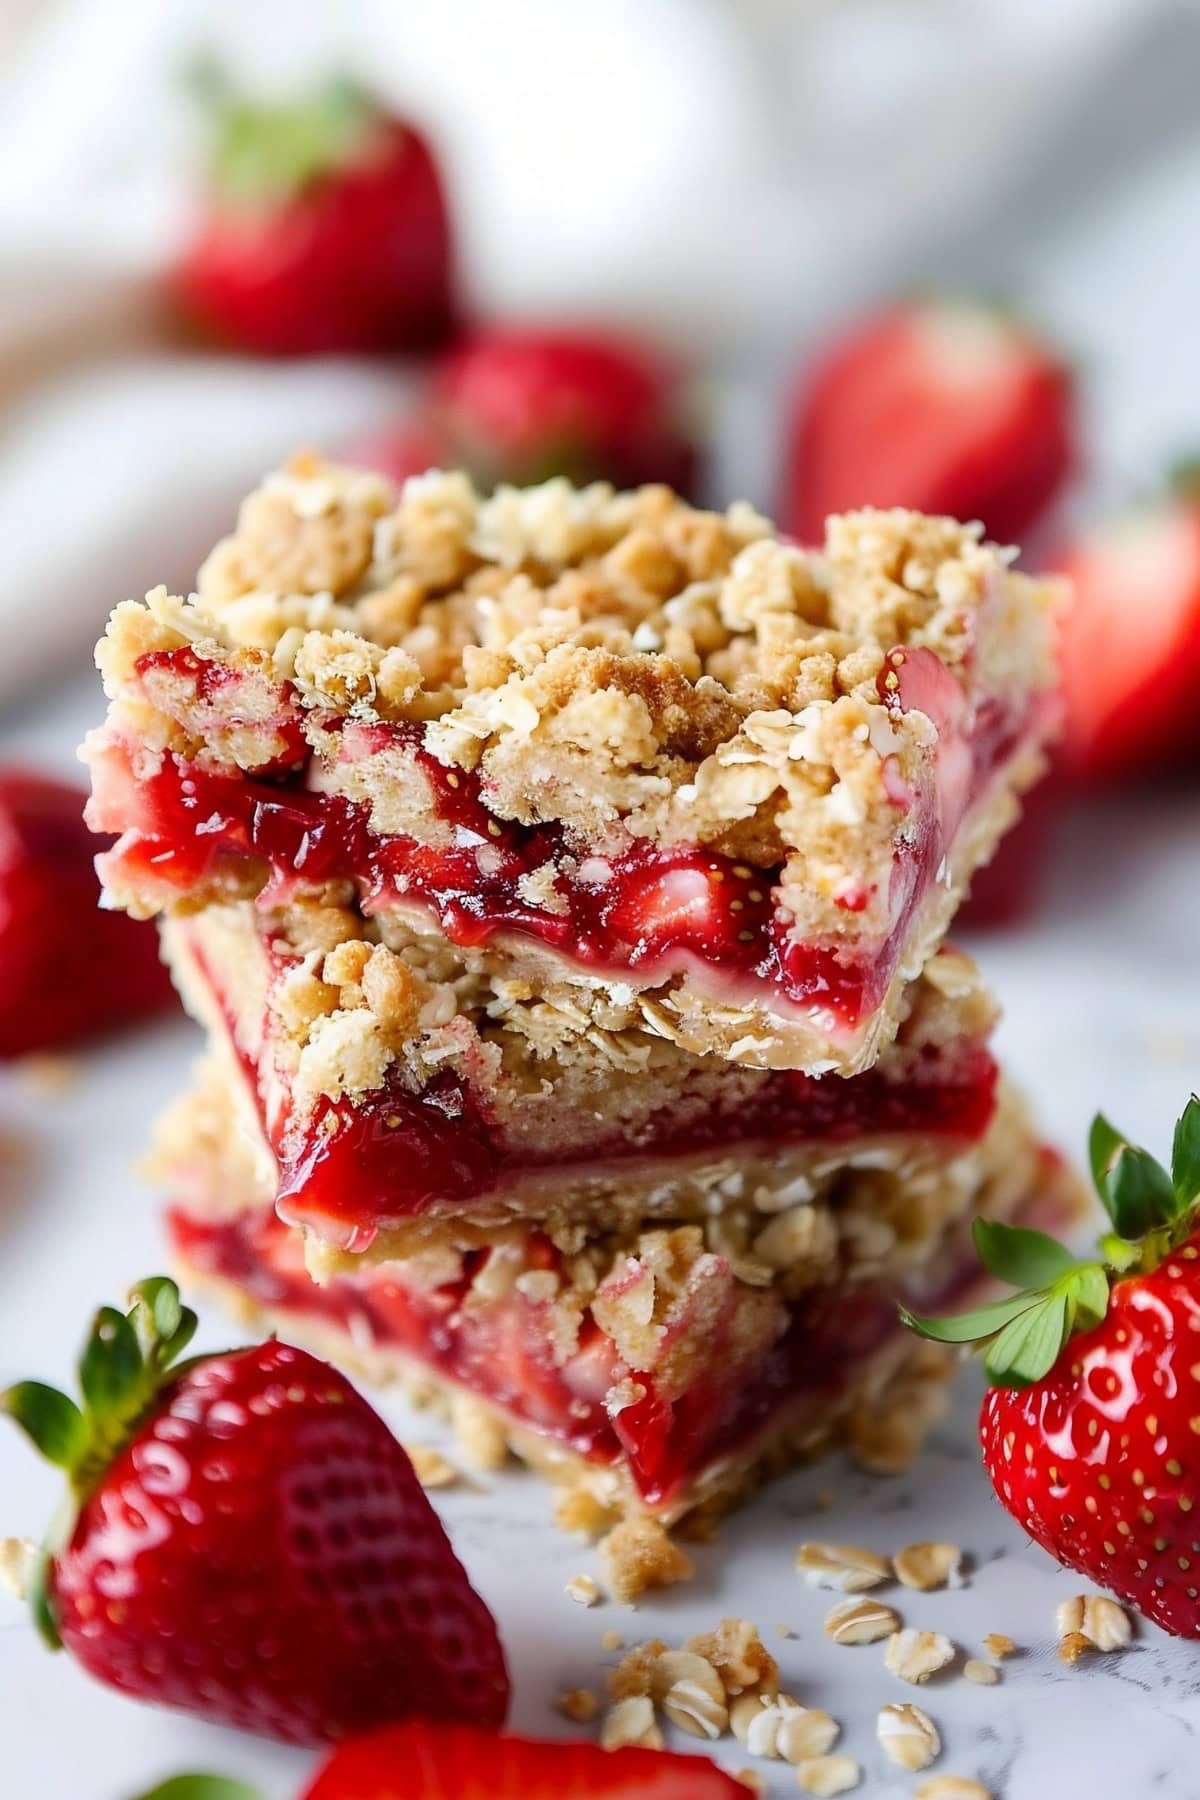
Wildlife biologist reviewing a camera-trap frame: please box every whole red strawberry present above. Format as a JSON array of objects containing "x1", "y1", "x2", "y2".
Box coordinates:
[
  {"x1": 905, "y1": 1096, "x2": 1200, "y2": 1635},
  {"x1": 0, "y1": 768, "x2": 174, "y2": 1055},
  {"x1": 1057, "y1": 479, "x2": 1200, "y2": 779},
  {"x1": 174, "y1": 70, "x2": 455, "y2": 355},
  {"x1": 3, "y1": 1279, "x2": 508, "y2": 1741},
  {"x1": 351, "y1": 326, "x2": 702, "y2": 495},
  {"x1": 783, "y1": 295, "x2": 1076, "y2": 546}
]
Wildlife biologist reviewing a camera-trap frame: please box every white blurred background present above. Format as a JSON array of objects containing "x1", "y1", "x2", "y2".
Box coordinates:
[{"x1": 1, "y1": 0, "x2": 1200, "y2": 699}]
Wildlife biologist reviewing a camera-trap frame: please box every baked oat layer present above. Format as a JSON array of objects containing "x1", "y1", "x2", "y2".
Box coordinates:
[
  {"x1": 157, "y1": 899, "x2": 1001, "y2": 1260},
  {"x1": 85, "y1": 458, "x2": 1060, "y2": 1075},
  {"x1": 163, "y1": 1070, "x2": 1087, "y2": 1526}
]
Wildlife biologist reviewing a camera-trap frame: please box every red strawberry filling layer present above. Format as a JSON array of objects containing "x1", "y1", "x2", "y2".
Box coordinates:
[
  {"x1": 181, "y1": 922, "x2": 997, "y2": 1249},
  {"x1": 90, "y1": 646, "x2": 1038, "y2": 1043},
  {"x1": 170, "y1": 1204, "x2": 921, "y2": 1509}
]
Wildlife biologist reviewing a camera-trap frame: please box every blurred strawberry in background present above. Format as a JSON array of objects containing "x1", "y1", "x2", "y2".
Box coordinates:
[
  {"x1": 782, "y1": 296, "x2": 1077, "y2": 548},
  {"x1": 174, "y1": 68, "x2": 456, "y2": 355},
  {"x1": 352, "y1": 327, "x2": 703, "y2": 495},
  {"x1": 1057, "y1": 476, "x2": 1200, "y2": 780},
  {"x1": 0, "y1": 771, "x2": 174, "y2": 1056}
]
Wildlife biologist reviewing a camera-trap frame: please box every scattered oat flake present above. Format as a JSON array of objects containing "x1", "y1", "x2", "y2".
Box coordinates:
[
  {"x1": 737, "y1": 1771, "x2": 768, "y2": 1796},
  {"x1": 795, "y1": 1540, "x2": 890, "y2": 1592},
  {"x1": 1058, "y1": 1630, "x2": 1092, "y2": 1665},
  {"x1": 600, "y1": 1694, "x2": 662, "y2": 1751},
  {"x1": 823, "y1": 1595, "x2": 899, "y2": 1645},
  {"x1": 982, "y1": 1632, "x2": 1016, "y2": 1661},
  {"x1": 885, "y1": 1628, "x2": 955, "y2": 1684},
  {"x1": 963, "y1": 1658, "x2": 998, "y2": 1686},
  {"x1": 403, "y1": 1443, "x2": 459, "y2": 1489},
  {"x1": 558, "y1": 1687, "x2": 598, "y2": 1724},
  {"x1": 565, "y1": 1573, "x2": 601, "y2": 1607},
  {"x1": 651, "y1": 1650, "x2": 728, "y2": 1740},
  {"x1": 776, "y1": 1622, "x2": 796, "y2": 1638},
  {"x1": 777, "y1": 1707, "x2": 840, "y2": 1765},
  {"x1": 893, "y1": 1541, "x2": 963, "y2": 1591},
  {"x1": 877, "y1": 1701, "x2": 940, "y2": 1772},
  {"x1": 1056, "y1": 1593, "x2": 1132, "y2": 1654},
  {"x1": 601, "y1": 1629, "x2": 625, "y2": 1652},
  {"x1": 915, "y1": 1779, "x2": 992, "y2": 1800},
  {"x1": 795, "y1": 1753, "x2": 860, "y2": 1795},
  {"x1": 0, "y1": 1538, "x2": 35, "y2": 1600}
]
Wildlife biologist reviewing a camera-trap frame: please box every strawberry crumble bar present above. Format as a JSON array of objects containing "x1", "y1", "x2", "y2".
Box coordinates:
[
  {"x1": 156, "y1": 1064, "x2": 1084, "y2": 1524},
  {"x1": 84, "y1": 458, "x2": 1059, "y2": 1075},
  {"x1": 161, "y1": 900, "x2": 1001, "y2": 1258}
]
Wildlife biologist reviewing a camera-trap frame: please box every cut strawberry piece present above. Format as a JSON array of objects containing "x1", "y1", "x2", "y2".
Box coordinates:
[
  {"x1": 351, "y1": 327, "x2": 702, "y2": 496},
  {"x1": 174, "y1": 74, "x2": 455, "y2": 355},
  {"x1": 2, "y1": 1280, "x2": 509, "y2": 1742},
  {"x1": 1057, "y1": 494, "x2": 1200, "y2": 778},
  {"x1": 302, "y1": 1720, "x2": 749, "y2": 1799},
  {"x1": 0, "y1": 768, "x2": 175, "y2": 1055},
  {"x1": 784, "y1": 296, "x2": 1076, "y2": 546}
]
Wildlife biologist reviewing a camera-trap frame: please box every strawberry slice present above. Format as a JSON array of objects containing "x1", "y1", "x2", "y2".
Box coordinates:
[
  {"x1": 784, "y1": 296, "x2": 1076, "y2": 546},
  {"x1": 301, "y1": 1721, "x2": 749, "y2": 1798},
  {"x1": 0, "y1": 768, "x2": 175, "y2": 1055},
  {"x1": 174, "y1": 70, "x2": 455, "y2": 355},
  {"x1": 1057, "y1": 489, "x2": 1200, "y2": 778}
]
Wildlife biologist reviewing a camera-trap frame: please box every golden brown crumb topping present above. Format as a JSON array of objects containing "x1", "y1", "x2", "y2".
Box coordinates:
[{"x1": 90, "y1": 459, "x2": 1058, "y2": 951}]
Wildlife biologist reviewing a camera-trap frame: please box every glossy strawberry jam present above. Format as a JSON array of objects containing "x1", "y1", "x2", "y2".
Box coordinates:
[
  {"x1": 268, "y1": 1040, "x2": 998, "y2": 1246},
  {"x1": 170, "y1": 1203, "x2": 907, "y2": 1508},
  {"x1": 181, "y1": 916, "x2": 997, "y2": 1245}
]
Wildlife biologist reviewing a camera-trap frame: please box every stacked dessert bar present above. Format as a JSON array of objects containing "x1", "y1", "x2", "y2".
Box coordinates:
[{"x1": 84, "y1": 457, "x2": 1078, "y2": 1528}]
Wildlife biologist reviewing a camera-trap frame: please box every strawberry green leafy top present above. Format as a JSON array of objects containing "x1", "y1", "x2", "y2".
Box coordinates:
[{"x1": 904, "y1": 1097, "x2": 1200, "y2": 1387}]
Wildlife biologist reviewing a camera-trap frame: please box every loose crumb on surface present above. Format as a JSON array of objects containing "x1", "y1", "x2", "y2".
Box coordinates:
[
  {"x1": 601, "y1": 1629, "x2": 625, "y2": 1652},
  {"x1": 558, "y1": 1687, "x2": 598, "y2": 1724},
  {"x1": 602, "y1": 1517, "x2": 693, "y2": 1603},
  {"x1": 915, "y1": 1779, "x2": 993, "y2": 1800},
  {"x1": 963, "y1": 1658, "x2": 998, "y2": 1686},
  {"x1": 565, "y1": 1572, "x2": 602, "y2": 1607},
  {"x1": 982, "y1": 1632, "x2": 1016, "y2": 1661},
  {"x1": 737, "y1": 1771, "x2": 769, "y2": 1795}
]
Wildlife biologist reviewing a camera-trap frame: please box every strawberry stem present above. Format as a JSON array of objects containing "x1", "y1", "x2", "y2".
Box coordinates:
[
  {"x1": 903, "y1": 1097, "x2": 1200, "y2": 1388},
  {"x1": 2, "y1": 1277, "x2": 203, "y2": 1649},
  {"x1": 129, "y1": 1778, "x2": 265, "y2": 1800}
]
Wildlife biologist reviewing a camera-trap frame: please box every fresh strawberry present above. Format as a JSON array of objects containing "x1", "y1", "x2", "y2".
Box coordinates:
[
  {"x1": 0, "y1": 768, "x2": 174, "y2": 1055},
  {"x1": 3, "y1": 1279, "x2": 508, "y2": 1741},
  {"x1": 905, "y1": 1096, "x2": 1200, "y2": 1635},
  {"x1": 783, "y1": 296, "x2": 1076, "y2": 546},
  {"x1": 1057, "y1": 483, "x2": 1200, "y2": 778},
  {"x1": 302, "y1": 1720, "x2": 750, "y2": 1798},
  {"x1": 174, "y1": 71, "x2": 455, "y2": 355},
  {"x1": 352, "y1": 327, "x2": 702, "y2": 494}
]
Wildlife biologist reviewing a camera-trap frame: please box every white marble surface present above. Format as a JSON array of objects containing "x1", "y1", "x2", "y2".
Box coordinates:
[{"x1": 0, "y1": 676, "x2": 1198, "y2": 1799}]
